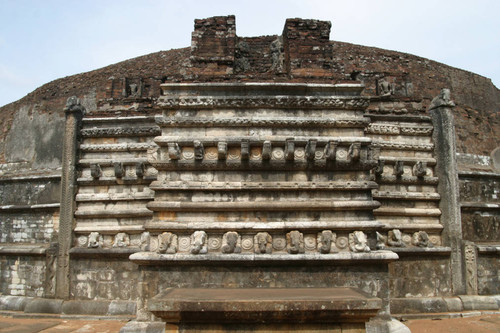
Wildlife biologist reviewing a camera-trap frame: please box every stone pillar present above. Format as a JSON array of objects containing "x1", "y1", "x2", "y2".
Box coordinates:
[
  {"x1": 429, "y1": 89, "x2": 465, "y2": 295},
  {"x1": 55, "y1": 96, "x2": 84, "y2": 299}
]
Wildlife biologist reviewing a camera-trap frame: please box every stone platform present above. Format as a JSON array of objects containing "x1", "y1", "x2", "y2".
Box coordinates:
[{"x1": 148, "y1": 287, "x2": 381, "y2": 324}]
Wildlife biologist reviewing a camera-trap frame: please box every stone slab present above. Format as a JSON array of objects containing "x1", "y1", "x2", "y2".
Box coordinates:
[{"x1": 149, "y1": 287, "x2": 381, "y2": 324}]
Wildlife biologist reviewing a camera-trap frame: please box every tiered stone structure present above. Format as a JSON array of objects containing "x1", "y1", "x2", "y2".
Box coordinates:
[{"x1": 0, "y1": 15, "x2": 498, "y2": 333}]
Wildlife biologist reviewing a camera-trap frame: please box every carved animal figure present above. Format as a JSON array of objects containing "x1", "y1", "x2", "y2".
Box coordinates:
[
  {"x1": 412, "y1": 231, "x2": 433, "y2": 248},
  {"x1": 254, "y1": 232, "x2": 272, "y2": 254},
  {"x1": 349, "y1": 231, "x2": 371, "y2": 253},
  {"x1": 157, "y1": 232, "x2": 178, "y2": 254},
  {"x1": 190, "y1": 231, "x2": 208, "y2": 254},
  {"x1": 317, "y1": 230, "x2": 337, "y2": 254},
  {"x1": 286, "y1": 230, "x2": 305, "y2": 254},
  {"x1": 88, "y1": 232, "x2": 102, "y2": 248},
  {"x1": 113, "y1": 232, "x2": 129, "y2": 248},
  {"x1": 222, "y1": 231, "x2": 241, "y2": 254},
  {"x1": 387, "y1": 229, "x2": 405, "y2": 247}
]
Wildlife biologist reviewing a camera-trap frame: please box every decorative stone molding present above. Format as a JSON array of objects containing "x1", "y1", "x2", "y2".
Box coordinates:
[
  {"x1": 155, "y1": 117, "x2": 370, "y2": 128},
  {"x1": 365, "y1": 123, "x2": 433, "y2": 136},
  {"x1": 157, "y1": 96, "x2": 370, "y2": 110},
  {"x1": 81, "y1": 127, "x2": 160, "y2": 138}
]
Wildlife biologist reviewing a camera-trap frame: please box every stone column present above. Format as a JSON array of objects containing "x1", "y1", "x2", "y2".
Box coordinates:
[
  {"x1": 429, "y1": 89, "x2": 465, "y2": 295},
  {"x1": 55, "y1": 96, "x2": 84, "y2": 299}
]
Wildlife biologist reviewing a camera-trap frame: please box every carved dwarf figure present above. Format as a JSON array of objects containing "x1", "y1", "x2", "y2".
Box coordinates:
[
  {"x1": 413, "y1": 161, "x2": 427, "y2": 177},
  {"x1": 377, "y1": 78, "x2": 393, "y2": 96},
  {"x1": 349, "y1": 231, "x2": 371, "y2": 253},
  {"x1": 222, "y1": 231, "x2": 241, "y2": 254},
  {"x1": 412, "y1": 231, "x2": 433, "y2": 248},
  {"x1": 286, "y1": 230, "x2": 305, "y2": 254},
  {"x1": 88, "y1": 232, "x2": 102, "y2": 248},
  {"x1": 157, "y1": 232, "x2": 178, "y2": 254},
  {"x1": 190, "y1": 231, "x2": 208, "y2": 254},
  {"x1": 113, "y1": 232, "x2": 130, "y2": 248},
  {"x1": 317, "y1": 230, "x2": 337, "y2": 254},
  {"x1": 254, "y1": 232, "x2": 272, "y2": 254},
  {"x1": 193, "y1": 140, "x2": 205, "y2": 160}
]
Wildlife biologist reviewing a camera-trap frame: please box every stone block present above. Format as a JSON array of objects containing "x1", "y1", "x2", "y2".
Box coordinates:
[
  {"x1": 443, "y1": 297, "x2": 463, "y2": 312},
  {"x1": 459, "y1": 295, "x2": 499, "y2": 310},
  {"x1": 0, "y1": 295, "x2": 32, "y2": 311},
  {"x1": 108, "y1": 300, "x2": 137, "y2": 316},
  {"x1": 24, "y1": 298, "x2": 63, "y2": 314},
  {"x1": 390, "y1": 297, "x2": 447, "y2": 314},
  {"x1": 61, "y1": 299, "x2": 110, "y2": 315},
  {"x1": 119, "y1": 321, "x2": 165, "y2": 333}
]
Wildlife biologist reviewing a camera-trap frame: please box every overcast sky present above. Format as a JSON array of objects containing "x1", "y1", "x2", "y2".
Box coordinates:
[{"x1": 1, "y1": 0, "x2": 499, "y2": 107}]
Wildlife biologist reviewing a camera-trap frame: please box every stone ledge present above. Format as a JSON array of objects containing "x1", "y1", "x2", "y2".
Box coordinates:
[
  {"x1": 160, "y1": 82, "x2": 365, "y2": 97},
  {"x1": 148, "y1": 287, "x2": 381, "y2": 323},
  {"x1": 69, "y1": 247, "x2": 140, "y2": 258},
  {"x1": 0, "y1": 244, "x2": 48, "y2": 256},
  {"x1": 390, "y1": 247, "x2": 452, "y2": 256},
  {"x1": 476, "y1": 245, "x2": 500, "y2": 254},
  {"x1": 129, "y1": 251, "x2": 399, "y2": 266},
  {"x1": 0, "y1": 203, "x2": 60, "y2": 212},
  {"x1": 391, "y1": 296, "x2": 500, "y2": 315},
  {"x1": 0, "y1": 296, "x2": 136, "y2": 317}
]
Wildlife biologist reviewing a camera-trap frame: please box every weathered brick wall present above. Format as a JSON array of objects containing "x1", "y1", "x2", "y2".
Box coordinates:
[{"x1": 0, "y1": 256, "x2": 46, "y2": 297}]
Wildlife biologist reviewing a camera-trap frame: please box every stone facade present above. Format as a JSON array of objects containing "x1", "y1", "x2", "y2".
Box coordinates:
[{"x1": 0, "y1": 15, "x2": 498, "y2": 331}]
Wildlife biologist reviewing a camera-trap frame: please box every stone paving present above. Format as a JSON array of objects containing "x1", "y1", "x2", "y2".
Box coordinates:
[{"x1": 0, "y1": 313, "x2": 499, "y2": 332}]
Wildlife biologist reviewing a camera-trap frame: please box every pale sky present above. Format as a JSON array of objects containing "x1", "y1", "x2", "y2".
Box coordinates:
[{"x1": 1, "y1": 0, "x2": 499, "y2": 107}]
